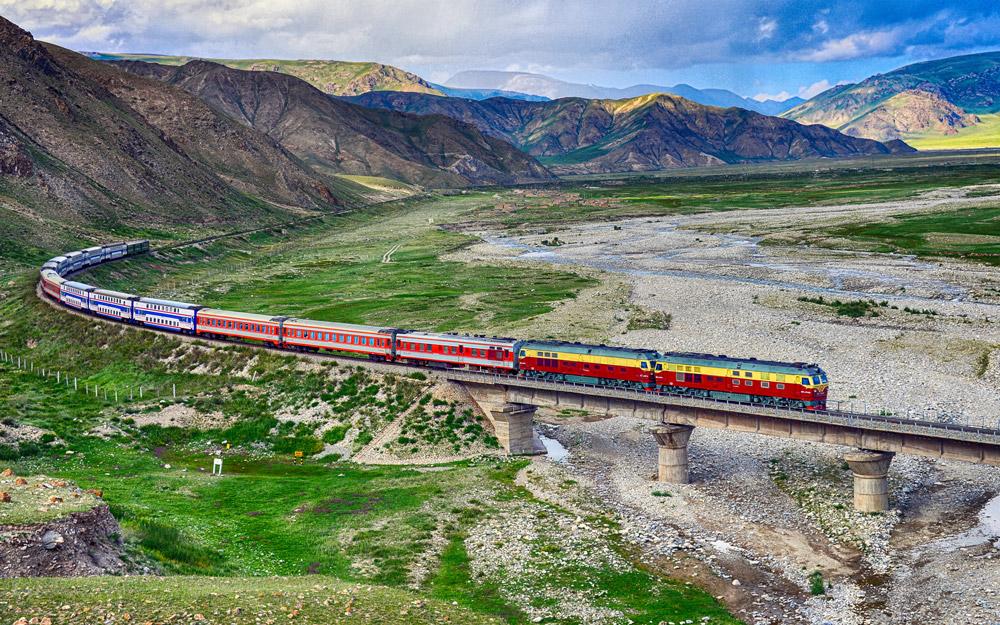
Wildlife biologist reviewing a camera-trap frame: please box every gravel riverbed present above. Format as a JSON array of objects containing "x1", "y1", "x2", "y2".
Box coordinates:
[{"x1": 453, "y1": 188, "x2": 1000, "y2": 624}]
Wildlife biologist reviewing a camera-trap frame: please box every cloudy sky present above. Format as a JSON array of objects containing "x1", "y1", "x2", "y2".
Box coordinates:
[{"x1": 4, "y1": 0, "x2": 1000, "y2": 100}]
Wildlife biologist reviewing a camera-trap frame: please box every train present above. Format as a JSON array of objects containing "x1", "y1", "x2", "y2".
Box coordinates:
[{"x1": 38, "y1": 240, "x2": 829, "y2": 410}]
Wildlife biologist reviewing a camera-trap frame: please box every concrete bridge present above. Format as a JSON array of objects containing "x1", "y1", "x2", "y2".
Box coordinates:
[{"x1": 446, "y1": 371, "x2": 1000, "y2": 513}]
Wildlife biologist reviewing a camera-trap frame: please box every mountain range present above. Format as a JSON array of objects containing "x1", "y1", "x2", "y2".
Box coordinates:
[
  {"x1": 84, "y1": 53, "x2": 447, "y2": 97},
  {"x1": 444, "y1": 70, "x2": 804, "y2": 115},
  {"x1": 0, "y1": 16, "x2": 552, "y2": 260},
  {"x1": 112, "y1": 59, "x2": 552, "y2": 187},
  {"x1": 88, "y1": 53, "x2": 802, "y2": 114},
  {"x1": 783, "y1": 51, "x2": 1000, "y2": 145},
  {"x1": 348, "y1": 91, "x2": 910, "y2": 174}
]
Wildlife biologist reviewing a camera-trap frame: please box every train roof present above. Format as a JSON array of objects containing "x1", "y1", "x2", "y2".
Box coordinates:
[
  {"x1": 138, "y1": 297, "x2": 200, "y2": 309},
  {"x1": 198, "y1": 308, "x2": 283, "y2": 322},
  {"x1": 47, "y1": 256, "x2": 67, "y2": 263},
  {"x1": 93, "y1": 288, "x2": 138, "y2": 299},
  {"x1": 40, "y1": 269, "x2": 65, "y2": 282},
  {"x1": 83, "y1": 246, "x2": 102, "y2": 253},
  {"x1": 63, "y1": 280, "x2": 95, "y2": 291},
  {"x1": 64, "y1": 251, "x2": 83, "y2": 258},
  {"x1": 520, "y1": 340, "x2": 659, "y2": 359},
  {"x1": 284, "y1": 318, "x2": 392, "y2": 333},
  {"x1": 663, "y1": 351, "x2": 823, "y2": 374},
  {"x1": 401, "y1": 331, "x2": 518, "y2": 345},
  {"x1": 104, "y1": 242, "x2": 127, "y2": 249}
]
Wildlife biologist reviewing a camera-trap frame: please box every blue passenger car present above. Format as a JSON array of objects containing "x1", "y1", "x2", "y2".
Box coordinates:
[
  {"x1": 134, "y1": 297, "x2": 201, "y2": 333},
  {"x1": 61, "y1": 281, "x2": 94, "y2": 309},
  {"x1": 89, "y1": 288, "x2": 137, "y2": 321}
]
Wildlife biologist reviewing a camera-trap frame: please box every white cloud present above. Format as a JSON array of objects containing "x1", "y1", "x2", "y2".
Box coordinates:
[
  {"x1": 799, "y1": 27, "x2": 905, "y2": 62},
  {"x1": 756, "y1": 17, "x2": 777, "y2": 40},
  {"x1": 752, "y1": 90, "x2": 793, "y2": 102},
  {"x1": 812, "y1": 18, "x2": 829, "y2": 35},
  {"x1": 753, "y1": 79, "x2": 842, "y2": 102}
]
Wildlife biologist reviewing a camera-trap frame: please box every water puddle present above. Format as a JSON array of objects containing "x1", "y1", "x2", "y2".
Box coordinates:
[
  {"x1": 932, "y1": 494, "x2": 1000, "y2": 551},
  {"x1": 538, "y1": 434, "x2": 569, "y2": 462}
]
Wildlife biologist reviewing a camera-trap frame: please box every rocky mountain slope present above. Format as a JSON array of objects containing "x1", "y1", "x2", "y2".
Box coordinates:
[
  {"x1": 445, "y1": 70, "x2": 803, "y2": 115},
  {"x1": 116, "y1": 60, "x2": 553, "y2": 187},
  {"x1": 0, "y1": 17, "x2": 346, "y2": 263},
  {"x1": 48, "y1": 45, "x2": 354, "y2": 211},
  {"x1": 88, "y1": 53, "x2": 444, "y2": 97},
  {"x1": 783, "y1": 51, "x2": 1000, "y2": 144},
  {"x1": 349, "y1": 91, "x2": 910, "y2": 174}
]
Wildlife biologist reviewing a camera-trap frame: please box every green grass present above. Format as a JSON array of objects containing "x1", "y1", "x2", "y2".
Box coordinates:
[
  {"x1": 827, "y1": 203, "x2": 1000, "y2": 265},
  {"x1": 797, "y1": 296, "x2": 886, "y2": 318},
  {"x1": 480, "y1": 161, "x2": 1000, "y2": 229},
  {"x1": 80, "y1": 194, "x2": 597, "y2": 334},
  {"x1": 0, "y1": 576, "x2": 503, "y2": 625},
  {"x1": 904, "y1": 114, "x2": 1000, "y2": 150}
]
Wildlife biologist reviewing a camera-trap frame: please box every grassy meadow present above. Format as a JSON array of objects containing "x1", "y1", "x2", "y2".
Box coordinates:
[
  {"x1": 81, "y1": 193, "x2": 597, "y2": 334},
  {"x1": 483, "y1": 159, "x2": 1000, "y2": 230},
  {"x1": 903, "y1": 114, "x2": 1000, "y2": 150},
  {"x1": 7, "y1": 155, "x2": 1000, "y2": 624}
]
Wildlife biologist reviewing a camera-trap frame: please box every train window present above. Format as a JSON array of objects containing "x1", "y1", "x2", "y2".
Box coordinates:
[
  {"x1": 694, "y1": 374, "x2": 702, "y2": 382},
  {"x1": 777, "y1": 383, "x2": 785, "y2": 389},
  {"x1": 744, "y1": 380, "x2": 752, "y2": 386},
  {"x1": 761, "y1": 382, "x2": 770, "y2": 388},
  {"x1": 677, "y1": 373, "x2": 686, "y2": 382},
  {"x1": 732, "y1": 379, "x2": 739, "y2": 386},
  {"x1": 655, "y1": 363, "x2": 663, "y2": 371},
  {"x1": 801, "y1": 378, "x2": 809, "y2": 385},
  {"x1": 744, "y1": 372, "x2": 752, "y2": 378},
  {"x1": 640, "y1": 362, "x2": 648, "y2": 369},
  {"x1": 732, "y1": 370, "x2": 739, "y2": 376},
  {"x1": 520, "y1": 350, "x2": 526, "y2": 357}
]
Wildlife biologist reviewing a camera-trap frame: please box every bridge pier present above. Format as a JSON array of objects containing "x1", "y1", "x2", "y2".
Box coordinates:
[
  {"x1": 488, "y1": 403, "x2": 539, "y2": 456},
  {"x1": 652, "y1": 424, "x2": 695, "y2": 484},
  {"x1": 844, "y1": 450, "x2": 894, "y2": 512}
]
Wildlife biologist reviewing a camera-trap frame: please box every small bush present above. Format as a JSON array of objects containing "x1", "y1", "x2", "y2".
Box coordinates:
[
  {"x1": 808, "y1": 570, "x2": 825, "y2": 595},
  {"x1": 322, "y1": 424, "x2": 351, "y2": 445},
  {"x1": 272, "y1": 435, "x2": 324, "y2": 455}
]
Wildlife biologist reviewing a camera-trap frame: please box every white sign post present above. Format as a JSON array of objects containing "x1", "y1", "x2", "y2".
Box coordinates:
[{"x1": 212, "y1": 457, "x2": 223, "y2": 476}]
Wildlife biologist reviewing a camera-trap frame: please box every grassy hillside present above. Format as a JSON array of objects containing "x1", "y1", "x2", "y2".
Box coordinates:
[
  {"x1": 903, "y1": 114, "x2": 1000, "y2": 150},
  {"x1": 89, "y1": 52, "x2": 444, "y2": 96},
  {"x1": 783, "y1": 50, "x2": 1000, "y2": 145},
  {"x1": 2, "y1": 576, "x2": 505, "y2": 625},
  {"x1": 0, "y1": 191, "x2": 741, "y2": 622}
]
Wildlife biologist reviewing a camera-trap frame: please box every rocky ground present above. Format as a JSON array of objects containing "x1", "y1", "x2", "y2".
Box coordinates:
[
  {"x1": 0, "y1": 472, "x2": 126, "y2": 577},
  {"x1": 449, "y1": 186, "x2": 1000, "y2": 624}
]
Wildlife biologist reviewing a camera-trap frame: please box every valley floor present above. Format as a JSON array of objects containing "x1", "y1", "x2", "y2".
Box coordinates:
[{"x1": 4, "y1": 166, "x2": 1000, "y2": 625}]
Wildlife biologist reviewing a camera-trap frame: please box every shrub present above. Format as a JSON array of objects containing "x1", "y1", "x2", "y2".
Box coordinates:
[
  {"x1": 272, "y1": 435, "x2": 324, "y2": 455},
  {"x1": 809, "y1": 570, "x2": 825, "y2": 595},
  {"x1": 322, "y1": 424, "x2": 351, "y2": 445}
]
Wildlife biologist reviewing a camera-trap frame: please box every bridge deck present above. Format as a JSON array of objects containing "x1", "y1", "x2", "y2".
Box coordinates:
[{"x1": 444, "y1": 370, "x2": 1000, "y2": 447}]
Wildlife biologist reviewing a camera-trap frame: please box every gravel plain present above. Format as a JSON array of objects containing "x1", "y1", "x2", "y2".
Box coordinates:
[{"x1": 454, "y1": 187, "x2": 1000, "y2": 624}]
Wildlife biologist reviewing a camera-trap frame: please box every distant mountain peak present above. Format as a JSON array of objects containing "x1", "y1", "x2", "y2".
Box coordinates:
[
  {"x1": 348, "y1": 90, "x2": 909, "y2": 175},
  {"x1": 444, "y1": 69, "x2": 802, "y2": 115}
]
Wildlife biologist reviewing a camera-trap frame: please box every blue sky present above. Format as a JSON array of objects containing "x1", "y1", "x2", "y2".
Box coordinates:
[{"x1": 3, "y1": 0, "x2": 1000, "y2": 100}]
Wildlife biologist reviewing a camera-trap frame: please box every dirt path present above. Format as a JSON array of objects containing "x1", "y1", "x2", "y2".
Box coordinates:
[{"x1": 381, "y1": 244, "x2": 401, "y2": 263}]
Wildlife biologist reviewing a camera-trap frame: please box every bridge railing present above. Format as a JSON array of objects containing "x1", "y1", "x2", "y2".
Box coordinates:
[{"x1": 444, "y1": 370, "x2": 1000, "y2": 446}]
